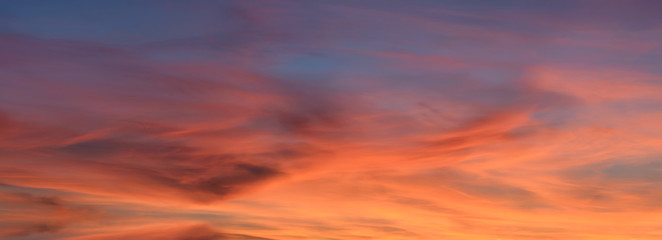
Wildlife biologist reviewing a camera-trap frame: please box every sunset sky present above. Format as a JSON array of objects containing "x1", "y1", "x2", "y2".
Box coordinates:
[{"x1": 1, "y1": 0, "x2": 662, "y2": 239}]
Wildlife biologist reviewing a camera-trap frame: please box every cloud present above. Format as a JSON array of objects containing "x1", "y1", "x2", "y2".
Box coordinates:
[
  {"x1": 49, "y1": 136, "x2": 287, "y2": 204},
  {"x1": 1, "y1": 0, "x2": 662, "y2": 239},
  {"x1": 0, "y1": 188, "x2": 104, "y2": 238},
  {"x1": 61, "y1": 224, "x2": 272, "y2": 240}
]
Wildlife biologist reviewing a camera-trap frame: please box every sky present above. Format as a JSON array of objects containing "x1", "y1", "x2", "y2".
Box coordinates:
[{"x1": 1, "y1": 0, "x2": 662, "y2": 239}]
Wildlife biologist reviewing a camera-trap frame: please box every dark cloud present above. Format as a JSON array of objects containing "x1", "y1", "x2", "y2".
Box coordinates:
[
  {"x1": 271, "y1": 95, "x2": 343, "y2": 137},
  {"x1": 0, "y1": 190, "x2": 103, "y2": 238},
  {"x1": 191, "y1": 163, "x2": 282, "y2": 197},
  {"x1": 560, "y1": 159, "x2": 662, "y2": 211},
  {"x1": 390, "y1": 195, "x2": 463, "y2": 214},
  {"x1": 563, "y1": 159, "x2": 662, "y2": 183},
  {"x1": 60, "y1": 139, "x2": 128, "y2": 157},
  {"x1": 54, "y1": 138, "x2": 285, "y2": 203},
  {"x1": 602, "y1": 161, "x2": 662, "y2": 182}
]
